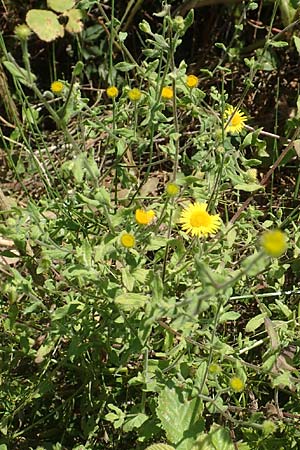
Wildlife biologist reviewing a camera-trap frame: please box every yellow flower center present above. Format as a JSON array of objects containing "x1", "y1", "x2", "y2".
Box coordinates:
[
  {"x1": 190, "y1": 210, "x2": 211, "y2": 227},
  {"x1": 230, "y1": 113, "x2": 240, "y2": 126}
]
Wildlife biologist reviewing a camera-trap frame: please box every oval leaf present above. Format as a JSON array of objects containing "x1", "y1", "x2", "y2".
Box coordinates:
[
  {"x1": 245, "y1": 313, "x2": 268, "y2": 333},
  {"x1": 26, "y1": 10, "x2": 64, "y2": 42},
  {"x1": 115, "y1": 293, "x2": 148, "y2": 311}
]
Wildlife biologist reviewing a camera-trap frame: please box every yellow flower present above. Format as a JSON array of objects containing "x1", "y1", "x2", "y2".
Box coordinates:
[
  {"x1": 261, "y1": 229, "x2": 287, "y2": 258},
  {"x1": 106, "y1": 86, "x2": 119, "y2": 98},
  {"x1": 229, "y1": 376, "x2": 244, "y2": 393},
  {"x1": 135, "y1": 209, "x2": 155, "y2": 225},
  {"x1": 128, "y1": 88, "x2": 142, "y2": 102},
  {"x1": 179, "y1": 202, "x2": 221, "y2": 237},
  {"x1": 161, "y1": 86, "x2": 173, "y2": 100},
  {"x1": 224, "y1": 105, "x2": 247, "y2": 133},
  {"x1": 166, "y1": 182, "x2": 180, "y2": 197},
  {"x1": 186, "y1": 74, "x2": 199, "y2": 89},
  {"x1": 120, "y1": 233, "x2": 135, "y2": 248},
  {"x1": 51, "y1": 81, "x2": 64, "y2": 94}
]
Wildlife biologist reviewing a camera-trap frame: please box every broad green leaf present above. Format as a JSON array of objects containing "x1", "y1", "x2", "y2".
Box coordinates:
[
  {"x1": 193, "y1": 424, "x2": 234, "y2": 450},
  {"x1": 47, "y1": 0, "x2": 75, "y2": 12},
  {"x1": 245, "y1": 313, "x2": 268, "y2": 333},
  {"x1": 123, "y1": 413, "x2": 148, "y2": 432},
  {"x1": 26, "y1": 10, "x2": 64, "y2": 42},
  {"x1": 145, "y1": 445, "x2": 175, "y2": 450},
  {"x1": 156, "y1": 385, "x2": 204, "y2": 449},
  {"x1": 64, "y1": 9, "x2": 84, "y2": 34},
  {"x1": 115, "y1": 293, "x2": 148, "y2": 311},
  {"x1": 210, "y1": 424, "x2": 235, "y2": 449}
]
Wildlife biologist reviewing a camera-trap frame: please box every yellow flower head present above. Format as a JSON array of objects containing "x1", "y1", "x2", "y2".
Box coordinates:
[
  {"x1": 135, "y1": 209, "x2": 155, "y2": 225},
  {"x1": 106, "y1": 86, "x2": 119, "y2": 98},
  {"x1": 224, "y1": 105, "x2": 247, "y2": 134},
  {"x1": 229, "y1": 376, "x2": 244, "y2": 393},
  {"x1": 120, "y1": 233, "x2": 135, "y2": 248},
  {"x1": 161, "y1": 86, "x2": 173, "y2": 100},
  {"x1": 14, "y1": 24, "x2": 32, "y2": 40},
  {"x1": 186, "y1": 74, "x2": 199, "y2": 89},
  {"x1": 179, "y1": 202, "x2": 221, "y2": 237},
  {"x1": 166, "y1": 182, "x2": 180, "y2": 197},
  {"x1": 128, "y1": 88, "x2": 142, "y2": 102},
  {"x1": 261, "y1": 229, "x2": 287, "y2": 258},
  {"x1": 51, "y1": 81, "x2": 64, "y2": 94}
]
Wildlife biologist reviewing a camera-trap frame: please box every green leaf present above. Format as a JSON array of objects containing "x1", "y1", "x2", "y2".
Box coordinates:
[
  {"x1": 115, "y1": 61, "x2": 137, "y2": 72},
  {"x1": 145, "y1": 445, "x2": 175, "y2": 450},
  {"x1": 64, "y1": 9, "x2": 84, "y2": 34},
  {"x1": 123, "y1": 413, "x2": 148, "y2": 433},
  {"x1": 3, "y1": 61, "x2": 36, "y2": 87},
  {"x1": 115, "y1": 293, "x2": 148, "y2": 311},
  {"x1": 245, "y1": 313, "x2": 268, "y2": 333},
  {"x1": 156, "y1": 385, "x2": 204, "y2": 449},
  {"x1": 26, "y1": 10, "x2": 64, "y2": 42},
  {"x1": 234, "y1": 183, "x2": 262, "y2": 192},
  {"x1": 219, "y1": 311, "x2": 240, "y2": 323},
  {"x1": 47, "y1": 0, "x2": 75, "y2": 12},
  {"x1": 267, "y1": 40, "x2": 288, "y2": 48},
  {"x1": 293, "y1": 35, "x2": 300, "y2": 56}
]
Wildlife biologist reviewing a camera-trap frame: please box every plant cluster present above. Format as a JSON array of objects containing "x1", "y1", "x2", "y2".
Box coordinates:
[{"x1": 1, "y1": 1, "x2": 300, "y2": 449}]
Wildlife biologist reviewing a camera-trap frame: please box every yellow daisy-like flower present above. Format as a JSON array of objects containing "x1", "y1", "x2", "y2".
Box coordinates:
[
  {"x1": 261, "y1": 229, "x2": 287, "y2": 258},
  {"x1": 135, "y1": 209, "x2": 155, "y2": 225},
  {"x1": 106, "y1": 86, "x2": 119, "y2": 98},
  {"x1": 51, "y1": 81, "x2": 64, "y2": 94},
  {"x1": 166, "y1": 182, "x2": 180, "y2": 197},
  {"x1": 179, "y1": 202, "x2": 221, "y2": 237},
  {"x1": 186, "y1": 74, "x2": 199, "y2": 89},
  {"x1": 229, "y1": 376, "x2": 245, "y2": 393},
  {"x1": 120, "y1": 233, "x2": 135, "y2": 248},
  {"x1": 224, "y1": 105, "x2": 247, "y2": 134},
  {"x1": 161, "y1": 86, "x2": 173, "y2": 100},
  {"x1": 128, "y1": 88, "x2": 142, "y2": 102}
]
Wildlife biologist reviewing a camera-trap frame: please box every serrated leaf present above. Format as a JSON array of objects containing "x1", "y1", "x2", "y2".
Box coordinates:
[
  {"x1": 156, "y1": 385, "x2": 204, "y2": 449},
  {"x1": 115, "y1": 293, "x2": 148, "y2": 311},
  {"x1": 64, "y1": 9, "x2": 83, "y2": 34},
  {"x1": 26, "y1": 10, "x2": 64, "y2": 42},
  {"x1": 245, "y1": 313, "x2": 268, "y2": 333},
  {"x1": 47, "y1": 0, "x2": 75, "y2": 12}
]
